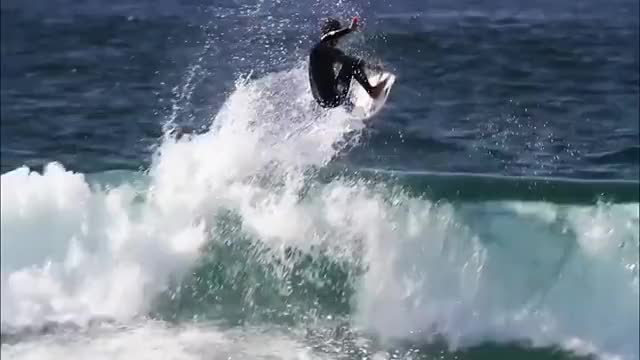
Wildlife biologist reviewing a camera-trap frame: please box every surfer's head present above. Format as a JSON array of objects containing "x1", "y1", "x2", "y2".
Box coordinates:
[{"x1": 321, "y1": 18, "x2": 342, "y2": 45}]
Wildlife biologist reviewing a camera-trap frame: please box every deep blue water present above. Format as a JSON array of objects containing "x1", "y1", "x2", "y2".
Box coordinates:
[{"x1": 2, "y1": 0, "x2": 638, "y2": 178}]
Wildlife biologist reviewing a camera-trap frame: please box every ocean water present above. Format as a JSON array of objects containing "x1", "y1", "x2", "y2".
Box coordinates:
[{"x1": 1, "y1": 0, "x2": 639, "y2": 359}]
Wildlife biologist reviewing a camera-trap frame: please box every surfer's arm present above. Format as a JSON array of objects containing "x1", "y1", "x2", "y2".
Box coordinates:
[
  {"x1": 321, "y1": 18, "x2": 360, "y2": 43},
  {"x1": 320, "y1": 27, "x2": 353, "y2": 43}
]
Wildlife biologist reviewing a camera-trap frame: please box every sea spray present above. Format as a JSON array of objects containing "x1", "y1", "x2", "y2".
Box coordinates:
[{"x1": 1, "y1": 66, "x2": 361, "y2": 329}]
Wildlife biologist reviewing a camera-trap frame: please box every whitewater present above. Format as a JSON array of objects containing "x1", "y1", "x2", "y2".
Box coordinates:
[{"x1": 1, "y1": 67, "x2": 638, "y2": 360}]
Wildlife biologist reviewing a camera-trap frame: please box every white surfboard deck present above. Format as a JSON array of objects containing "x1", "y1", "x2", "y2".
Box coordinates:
[{"x1": 349, "y1": 71, "x2": 396, "y2": 120}]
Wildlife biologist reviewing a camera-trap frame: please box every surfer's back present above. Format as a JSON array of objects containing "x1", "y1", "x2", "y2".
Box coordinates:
[{"x1": 308, "y1": 41, "x2": 340, "y2": 100}]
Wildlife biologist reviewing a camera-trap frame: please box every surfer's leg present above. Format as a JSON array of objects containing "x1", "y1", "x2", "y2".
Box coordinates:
[
  {"x1": 336, "y1": 59, "x2": 371, "y2": 93},
  {"x1": 335, "y1": 62, "x2": 354, "y2": 97},
  {"x1": 338, "y1": 58, "x2": 386, "y2": 99},
  {"x1": 333, "y1": 58, "x2": 371, "y2": 107},
  {"x1": 351, "y1": 61, "x2": 374, "y2": 94}
]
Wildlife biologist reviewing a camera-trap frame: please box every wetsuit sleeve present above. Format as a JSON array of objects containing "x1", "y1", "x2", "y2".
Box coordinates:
[{"x1": 320, "y1": 27, "x2": 353, "y2": 43}]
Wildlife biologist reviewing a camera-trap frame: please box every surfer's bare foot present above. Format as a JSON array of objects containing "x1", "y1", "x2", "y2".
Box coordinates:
[{"x1": 369, "y1": 79, "x2": 388, "y2": 98}]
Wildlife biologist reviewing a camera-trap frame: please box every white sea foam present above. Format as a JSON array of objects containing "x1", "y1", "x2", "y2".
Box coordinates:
[{"x1": 1, "y1": 321, "x2": 325, "y2": 360}]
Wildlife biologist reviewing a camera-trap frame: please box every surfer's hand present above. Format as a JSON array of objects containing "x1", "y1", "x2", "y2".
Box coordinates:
[{"x1": 350, "y1": 17, "x2": 359, "y2": 31}]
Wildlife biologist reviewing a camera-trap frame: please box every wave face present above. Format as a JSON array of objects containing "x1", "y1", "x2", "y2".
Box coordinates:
[{"x1": 1, "y1": 67, "x2": 638, "y2": 360}]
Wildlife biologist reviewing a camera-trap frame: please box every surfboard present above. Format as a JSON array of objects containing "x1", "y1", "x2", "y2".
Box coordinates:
[{"x1": 349, "y1": 71, "x2": 396, "y2": 120}]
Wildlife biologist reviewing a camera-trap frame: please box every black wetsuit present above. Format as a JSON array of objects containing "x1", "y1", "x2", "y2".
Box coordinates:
[{"x1": 308, "y1": 27, "x2": 373, "y2": 108}]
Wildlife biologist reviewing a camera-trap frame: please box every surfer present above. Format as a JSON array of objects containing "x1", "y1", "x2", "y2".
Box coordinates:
[{"x1": 308, "y1": 17, "x2": 388, "y2": 108}]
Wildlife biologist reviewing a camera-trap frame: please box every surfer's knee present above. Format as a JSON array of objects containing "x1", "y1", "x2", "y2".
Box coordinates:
[{"x1": 341, "y1": 56, "x2": 363, "y2": 72}]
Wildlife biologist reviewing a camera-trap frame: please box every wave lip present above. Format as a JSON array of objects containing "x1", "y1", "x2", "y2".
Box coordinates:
[
  {"x1": 586, "y1": 146, "x2": 640, "y2": 165},
  {"x1": 329, "y1": 167, "x2": 640, "y2": 204}
]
